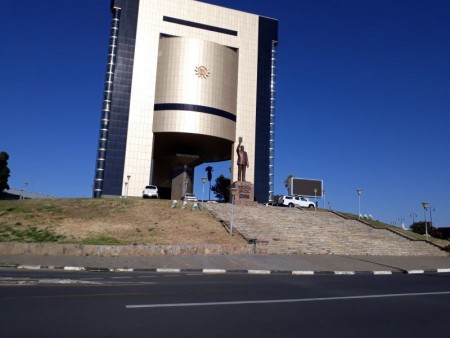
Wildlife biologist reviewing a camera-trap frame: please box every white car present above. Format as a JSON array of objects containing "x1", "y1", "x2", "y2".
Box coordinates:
[
  {"x1": 181, "y1": 193, "x2": 198, "y2": 202},
  {"x1": 278, "y1": 195, "x2": 316, "y2": 209},
  {"x1": 142, "y1": 185, "x2": 159, "y2": 198}
]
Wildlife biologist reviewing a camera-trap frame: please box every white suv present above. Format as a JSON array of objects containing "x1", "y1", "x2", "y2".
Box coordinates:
[
  {"x1": 142, "y1": 185, "x2": 158, "y2": 199},
  {"x1": 278, "y1": 195, "x2": 316, "y2": 209}
]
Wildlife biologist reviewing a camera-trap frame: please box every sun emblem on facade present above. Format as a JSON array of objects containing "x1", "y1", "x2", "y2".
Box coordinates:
[{"x1": 195, "y1": 65, "x2": 210, "y2": 79}]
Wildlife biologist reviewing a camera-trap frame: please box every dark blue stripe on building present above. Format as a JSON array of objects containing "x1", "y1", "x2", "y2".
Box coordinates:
[
  {"x1": 254, "y1": 16, "x2": 278, "y2": 203},
  {"x1": 101, "y1": 0, "x2": 140, "y2": 196},
  {"x1": 154, "y1": 103, "x2": 236, "y2": 122},
  {"x1": 163, "y1": 16, "x2": 238, "y2": 36}
]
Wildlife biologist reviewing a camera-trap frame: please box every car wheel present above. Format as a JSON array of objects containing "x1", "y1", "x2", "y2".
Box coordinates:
[
  {"x1": 308, "y1": 204, "x2": 315, "y2": 209},
  {"x1": 288, "y1": 203, "x2": 294, "y2": 208}
]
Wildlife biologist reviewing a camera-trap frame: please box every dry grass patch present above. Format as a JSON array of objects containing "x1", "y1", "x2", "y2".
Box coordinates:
[{"x1": 0, "y1": 199, "x2": 244, "y2": 245}]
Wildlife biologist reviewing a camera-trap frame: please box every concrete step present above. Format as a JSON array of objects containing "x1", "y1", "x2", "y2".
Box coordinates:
[{"x1": 206, "y1": 203, "x2": 447, "y2": 256}]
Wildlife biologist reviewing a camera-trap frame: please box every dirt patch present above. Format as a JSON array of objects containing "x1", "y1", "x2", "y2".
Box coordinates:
[{"x1": 0, "y1": 199, "x2": 245, "y2": 245}]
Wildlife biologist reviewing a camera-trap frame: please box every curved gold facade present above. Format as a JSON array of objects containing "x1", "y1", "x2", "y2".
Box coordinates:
[{"x1": 153, "y1": 37, "x2": 238, "y2": 142}]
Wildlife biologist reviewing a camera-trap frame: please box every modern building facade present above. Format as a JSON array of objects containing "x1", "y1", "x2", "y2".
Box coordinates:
[{"x1": 93, "y1": 0, "x2": 278, "y2": 202}]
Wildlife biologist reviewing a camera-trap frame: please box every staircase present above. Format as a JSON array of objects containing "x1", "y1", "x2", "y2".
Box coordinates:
[{"x1": 206, "y1": 203, "x2": 447, "y2": 256}]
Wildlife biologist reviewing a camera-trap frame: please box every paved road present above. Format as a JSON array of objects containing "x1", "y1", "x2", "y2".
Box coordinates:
[{"x1": 1, "y1": 270, "x2": 449, "y2": 337}]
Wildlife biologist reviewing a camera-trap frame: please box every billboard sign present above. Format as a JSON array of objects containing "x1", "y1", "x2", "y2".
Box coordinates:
[{"x1": 290, "y1": 177, "x2": 323, "y2": 198}]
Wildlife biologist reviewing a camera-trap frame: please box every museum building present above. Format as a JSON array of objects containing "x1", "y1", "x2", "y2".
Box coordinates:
[{"x1": 93, "y1": 0, "x2": 278, "y2": 202}]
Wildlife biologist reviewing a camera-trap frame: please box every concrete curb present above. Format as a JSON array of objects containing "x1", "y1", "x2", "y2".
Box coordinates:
[{"x1": 2, "y1": 263, "x2": 449, "y2": 276}]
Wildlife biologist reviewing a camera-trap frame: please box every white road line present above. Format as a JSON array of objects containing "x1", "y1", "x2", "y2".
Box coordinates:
[
  {"x1": 203, "y1": 269, "x2": 226, "y2": 274},
  {"x1": 292, "y1": 271, "x2": 314, "y2": 275},
  {"x1": 248, "y1": 270, "x2": 271, "y2": 275},
  {"x1": 63, "y1": 266, "x2": 86, "y2": 271},
  {"x1": 407, "y1": 270, "x2": 425, "y2": 274},
  {"x1": 373, "y1": 271, "x2": 392, "y2": 275},
  {"x1": 437, "y1": 268, "x2": 450, "y2": 273},
  {"x1": 334, "y1": 271, "x2": 355, "y2": 275},
  {"x1": 157, "y1": 268, "x2": 181, "y2": 273},
  {"x1": 126, "y1": 291, "x2": 450, "y2": 309},
  {"x1": 18, "y1": 265, "x2": 41, "y2": 270}
]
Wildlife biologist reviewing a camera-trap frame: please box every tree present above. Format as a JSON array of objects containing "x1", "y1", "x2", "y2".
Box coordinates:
[
  {"x1": 205, "y1": 166, "x2": 214, "y2": 200},
  {"x1": 0, "y1": 151, "x2": 11, "y2": 192},
  {"x1": 284, "y1": 174, "x2": 294, "y2": 194},
  {"x1": 410, "y1": 221, "x2": 434, "y2": 236},
  {"x1": 211, "y1": 175, "x2": 231, "y2": 202}
]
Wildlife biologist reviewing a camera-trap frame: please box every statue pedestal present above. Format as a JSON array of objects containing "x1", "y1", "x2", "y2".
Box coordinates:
[{"x1": 231, "y1": 181, "x2": 257, "y2": 206}]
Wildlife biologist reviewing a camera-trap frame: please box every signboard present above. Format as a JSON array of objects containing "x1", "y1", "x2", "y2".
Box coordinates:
[{"x1": 290, "y1": 177, "x2": 323, "y2": 198}]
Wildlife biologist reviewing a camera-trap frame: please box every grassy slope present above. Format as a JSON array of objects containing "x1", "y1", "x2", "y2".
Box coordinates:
[{"x1": 0, "y1": 198, "x2": 245, "y2": 245}]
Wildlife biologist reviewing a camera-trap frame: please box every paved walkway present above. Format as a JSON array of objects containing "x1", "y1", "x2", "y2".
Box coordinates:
[{"x1": 1, "y1": 254, "x2": 450, "y2": 274}]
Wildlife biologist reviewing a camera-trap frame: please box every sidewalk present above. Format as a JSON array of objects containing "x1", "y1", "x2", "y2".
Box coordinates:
[{"x1": 1, "y1": 253, "x2": 449, "y2": 274}]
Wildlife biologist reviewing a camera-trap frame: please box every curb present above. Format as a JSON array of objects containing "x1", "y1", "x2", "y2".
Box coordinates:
[{"x1": 2, "y1": 264, "x2": 450, "y2": 276}]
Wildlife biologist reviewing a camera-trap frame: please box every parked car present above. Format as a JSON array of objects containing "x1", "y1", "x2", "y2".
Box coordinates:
[
  {"x1": 181, "y1": 193, "x2": 198, "y2": 202},
  {"x1": 278, "y1": 195, "x2": 315, "y2": 209},
  {"x1": 142, "y1": 185, "x2": 159, "y2": 198}
]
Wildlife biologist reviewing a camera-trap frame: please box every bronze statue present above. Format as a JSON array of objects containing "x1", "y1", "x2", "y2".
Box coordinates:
[{"x1": 236, "y1": 138, "x2": 249, "y2": 181}]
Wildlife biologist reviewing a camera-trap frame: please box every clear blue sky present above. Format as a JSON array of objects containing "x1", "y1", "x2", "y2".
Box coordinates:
[{"x1": 1, "y1": 1, "x2": 449, "y2": 227}]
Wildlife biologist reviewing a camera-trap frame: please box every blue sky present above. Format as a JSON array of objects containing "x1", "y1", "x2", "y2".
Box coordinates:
[{"x1": 1, "y1": 0, "x2": 449, "y2": 227}]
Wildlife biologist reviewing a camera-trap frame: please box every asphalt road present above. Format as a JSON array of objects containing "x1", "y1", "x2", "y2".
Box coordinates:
[{"x1": 1, "y1": 269, "x2": 450, "y2": 337}]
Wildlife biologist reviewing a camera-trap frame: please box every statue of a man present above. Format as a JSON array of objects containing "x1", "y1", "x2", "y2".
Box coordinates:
[{"x1": 236, "y1": 139, "x2": 249, "y2": 181}]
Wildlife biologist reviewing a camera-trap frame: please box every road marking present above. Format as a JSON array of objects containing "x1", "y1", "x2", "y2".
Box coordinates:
[
  {"x1": 64, "y1": 266, "x2": 86, "y2": 271},
  {"x1": 248, "y1": 270, "x2": 271, "y2": 275},
  {"x1": 407, "y1": 270, "x2": 425, "y2": 274},
  {"x1": 292, "y1": 271, "x2": 314, "y2": 275},
  {"x1": 373, "y1": 271, "x2": 392, "y2": 275},
  {"x1": 437, "y1": 268, "x2": 450, "y2": 273},
  {"x1": 203, "y1": 269, "x2": 226, "y2": 274},
  {"x1": 126, "y1": 291, "x2": 450, "y2": 309},
  {"x1": 334, "y1": 271, "x2": 355, "y2": 275},
  {"x1": 18, "y1": 265, "x2": 41, "y2": 270},
  {"x1": 157, "y1": 268, "x2": 181, "y2": 273}
]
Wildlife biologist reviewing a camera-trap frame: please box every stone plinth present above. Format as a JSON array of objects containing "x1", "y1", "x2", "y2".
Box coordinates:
[{"x1": 231, "y1": 181, "x2": 257, "y2": 206}]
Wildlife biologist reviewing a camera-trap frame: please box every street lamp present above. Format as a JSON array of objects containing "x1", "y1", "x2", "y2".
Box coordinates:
[
  {"x1": 21, "y1": 182, "x2": 29, "y2": 200},
  {"x1": 422, "y1": 202, "x2": 429, "y2": 241},
  {"x1": 201, "y1": 177, "x2": 207, "y2": 210},
  {"x1": 313, "y1": 188, "x2": 318, "y2": 209},
  {"x1": 356, "y1": 189, "x2": 362, "y2": 218},
  {"x1": 230, "y1": 188, "x2": 238, "y2": 236},
  {"x1": 124, "y1": 175, "x2": 131, "y2": 198}
]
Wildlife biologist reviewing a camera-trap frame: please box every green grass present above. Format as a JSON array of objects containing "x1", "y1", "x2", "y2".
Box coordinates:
[
  {"x1": 81, "y1": 236, "x2": 122, "y2": 245},
  {"x1": 0, "y1": 224, "x2": 65, "y2": 243}
]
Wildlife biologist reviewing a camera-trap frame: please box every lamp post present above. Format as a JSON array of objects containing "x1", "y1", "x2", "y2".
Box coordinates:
[
  {"x1": 356, "y1": 189, "x2": 362, "y2": 218},
  {"x1": 201, "y1": 177, "x2": 207, "y2": 211},
  {"x1": 323, "y1": 189, "x2": 326, "y2": 209},
  {"x1": 422, "y1": 202, "x2": 429, "y2": 241},
  {"x1": 313, "y1": 188, "x2": 318, "y2": 209},
  {"x1": 21, "y1": 182, "x2": 29, "y2": 200},
  {"x1": 124, "y1": 175, "x2": 131, "y2": 198},
  {"x1": 230, "y1": 188, "x2": 238, "y2": 236}
]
